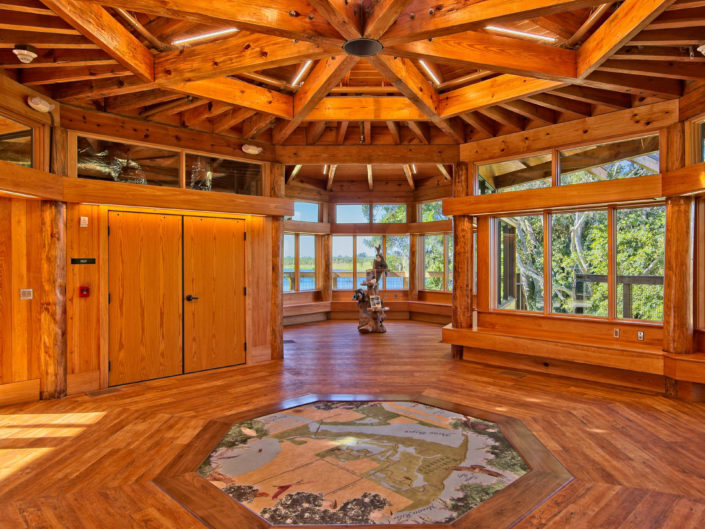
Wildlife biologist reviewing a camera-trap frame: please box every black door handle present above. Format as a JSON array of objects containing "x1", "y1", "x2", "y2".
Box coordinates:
[{"x1": 185, "y1": 295, "x2": 199, "y2": 302}]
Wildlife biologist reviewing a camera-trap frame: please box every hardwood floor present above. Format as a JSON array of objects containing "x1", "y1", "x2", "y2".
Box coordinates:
[{"x1": 1, "y1": 320, "x2": 704, "y2": 528}]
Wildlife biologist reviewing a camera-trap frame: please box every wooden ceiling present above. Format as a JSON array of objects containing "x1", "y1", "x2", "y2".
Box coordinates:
[{"x1": 0, "y1": 0, "x2": 703, "y2": 151}]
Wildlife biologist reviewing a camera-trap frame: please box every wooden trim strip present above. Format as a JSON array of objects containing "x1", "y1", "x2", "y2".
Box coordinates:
[
  {"x1": 460, "y1": 100, "x2": 679, "y2": 162},
  {"x1": 443, "y1": 174, "x2": 663, "y2": 217}
]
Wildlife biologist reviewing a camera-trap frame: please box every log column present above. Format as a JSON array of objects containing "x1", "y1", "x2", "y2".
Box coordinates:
[
  {"x1": 451, "y1": 162, "x2": 473, "y2": 359},
  {"x1": 270, "y1": 164, "x2": 285, "y2": 360},
  {"x1": 662, "y1": 122, "x2": 699, "y2": 400},
  {"x1": 40, "y1": 200, "x2": 67, "y2": 399}
]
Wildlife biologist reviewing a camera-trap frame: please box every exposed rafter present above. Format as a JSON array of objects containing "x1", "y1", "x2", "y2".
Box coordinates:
[
  {"x1": 84, "y1": 0, "x2": 343, "y2": 45},
  {"x1": 39, "y1": 0, "x2": 154, "y2": 81},
  {"x1": 577, "y1": 0, "x2": 677, "y2": 78},
  {"x1": 387, "y1": 31, "x2": 577, "y2": 81},
  {"x1": 273, "y1": 55, "x2": 359, "y2": 144},
  {"x1": 170, "y1": 77, "x2": 293, "y2": 118},
  {"x1": 154, "y1": 32, "x2": 339, "y2": 84}
]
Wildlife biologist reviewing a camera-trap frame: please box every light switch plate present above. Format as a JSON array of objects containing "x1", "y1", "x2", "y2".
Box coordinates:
[{"x1": 19, "y1": 288, "x2": 33, "y2": 300}]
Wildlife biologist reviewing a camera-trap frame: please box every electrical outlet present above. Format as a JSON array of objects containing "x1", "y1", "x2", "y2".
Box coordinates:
[
  {"x1": 637, "y1": 331, "x2": 645, "y2": 341},
  {"x1": 613, "y1": 328, "x2": 620, "y2": 338},
  {"x1": 19, "y1": 288, "x2": 33, "y2": 300}
]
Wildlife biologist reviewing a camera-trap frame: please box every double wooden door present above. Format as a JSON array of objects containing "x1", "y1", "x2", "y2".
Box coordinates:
[{"x1": 108, "y1": 211, "x2": 246, "y2": 386}]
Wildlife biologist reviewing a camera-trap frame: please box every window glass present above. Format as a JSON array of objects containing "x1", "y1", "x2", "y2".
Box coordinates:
[
  {"x1": 372, "y1": 204, "x2": 406, "y2": 223},
  {"x1": 298, "y1": 235, "x2": 316, "y2": 291},
  {"x1": 0, "y1": 115, "x2": 32, "y2": 167},
  {"x1": 478, "y1": 153, "x2": 552, "y2": 195},
  {"x1": 336, "y1": 204, "x2": 369, "y2": 223},
  {"x1": 496, "y1": 215, "x2": 544, "y2": 312},
  {"x1": 421, "y1": 201, "x2": 448, "y2": 222},
  {"x1": 77, "y1": 136, "x2": 180, "y2": 186},
  {"x1": 332, "y1": 236, "x2": 354, "y2": 290},
  {"x1": 283, "y1": 234, "x2": 295, "y2": 292},
  {"x1": 356, "y1": 236, "x2": 377, "y2": 288},
  {"x1": 616, "y1": 206, "x2": 665, "y2": 321},
  {"x1": 290, "y1": 202, "x2": 319, "y2": 222},
  {"x1": 424, "y1": 235, "x2": 445, "y2": 290},
  {"x1": 560, "y1": 135, "x2": 659, "y2": 185},
  {"x1": 551, "y1": 211, "x2": 609, "y2": 317},
  {"x1": 385, "y1": 235, "x2": 409, "y2": 290},
  {"x1": 186, "y1": 154, "x2": 261, "y2": 195}
]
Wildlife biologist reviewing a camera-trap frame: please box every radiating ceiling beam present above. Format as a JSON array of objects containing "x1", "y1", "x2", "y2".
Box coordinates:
[
  {"x1": 39, "y1": 0, "x2": 154, "y2": 81},
  {"x1": 83, "y1": 0, "x2": 343, "y2": 45}
]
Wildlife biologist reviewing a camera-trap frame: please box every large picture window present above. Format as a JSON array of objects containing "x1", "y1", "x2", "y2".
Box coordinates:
[
  {"x1": 551, "y1": 211, "x2": 609, "y2": 317},
  {"x1": 423, "y1": 234, "x2": 453, "y2": 291},
  {"x1": 616, "y1": 206, "x2": 665, "y2": 321},
  {"x1": 332, "y1": 235, "x2": 409, "y2": 290},
  {"x1": 496, "y1": 215, "x2": 545, "y2": 312},
  {"x1": 283, "y1": 233, "x2": 318, "y2": 292}
]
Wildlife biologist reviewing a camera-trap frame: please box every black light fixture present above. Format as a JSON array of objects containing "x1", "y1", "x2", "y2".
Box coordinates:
[{"x1": 343, "y1": 38, "x2": 383, "y2": 57}]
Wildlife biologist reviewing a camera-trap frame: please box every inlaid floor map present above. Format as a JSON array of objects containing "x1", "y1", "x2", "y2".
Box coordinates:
[{"x1": 197, "y1": 401, "x2": 529, "y2": 525}]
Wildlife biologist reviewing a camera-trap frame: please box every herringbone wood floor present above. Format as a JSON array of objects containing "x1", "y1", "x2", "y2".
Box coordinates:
[{"x1": 1, "y1": 321, "x2": 704, "y2": 528}]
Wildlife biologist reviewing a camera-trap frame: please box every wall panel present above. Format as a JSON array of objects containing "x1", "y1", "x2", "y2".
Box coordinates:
[{"x1": 0, "y1": 198, "x2": 42, "y2": 401}]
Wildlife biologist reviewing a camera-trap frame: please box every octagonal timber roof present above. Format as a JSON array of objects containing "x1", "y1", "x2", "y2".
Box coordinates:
[{"x1": 0, "y1": 0, "x2": 701, "y2": 152}]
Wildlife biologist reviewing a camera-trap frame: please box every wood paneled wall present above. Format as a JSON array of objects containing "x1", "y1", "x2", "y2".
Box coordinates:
[
  {"x1": 0, "y1": 198, "x2": 43, "y2": 404},
  {"x1": 64, "y1": 204, "x2": 276, "y2": 395}
]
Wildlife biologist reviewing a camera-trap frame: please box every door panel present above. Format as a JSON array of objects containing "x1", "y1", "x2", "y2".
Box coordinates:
[
  {"x1": 108, "y1": 212, "x2": 182, "y2": 385},
  {"x1": 183, "y1": 216, "x2": 246, "y2": 372}
]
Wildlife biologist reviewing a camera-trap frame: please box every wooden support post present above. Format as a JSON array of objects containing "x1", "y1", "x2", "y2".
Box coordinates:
[
  {"x1": 663, "y1": 195, "x2": 694, "y2": 355},
  {"x1": 270, "y1": 164, "x2": 285, "y2": 360},
  {"x1": 661, "y1": 122, "x2": 699, "y2": 400},
  {"x1": 452, "y1": 162, "x2": 473, "y2": 359},
  {"x1": 40, "y1": 200, "x2": 67, "y2": 399},
  {"x1": 321, "y1": 234, "x2": 332, "y2": 302}
]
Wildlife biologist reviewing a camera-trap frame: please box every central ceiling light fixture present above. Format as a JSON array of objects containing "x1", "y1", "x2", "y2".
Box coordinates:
[{"x1": 343, "y1": 38, "x2": 383, "y2": 57}]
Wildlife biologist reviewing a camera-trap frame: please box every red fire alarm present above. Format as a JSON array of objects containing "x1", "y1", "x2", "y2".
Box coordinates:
[{"x1": 79, "y1": 286, "x2": 90, "y2": 298}]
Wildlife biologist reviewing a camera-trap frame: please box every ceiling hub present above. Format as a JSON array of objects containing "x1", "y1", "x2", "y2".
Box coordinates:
[{"x1": 343, "y1": 38, "x2": 383, "y2": 57}]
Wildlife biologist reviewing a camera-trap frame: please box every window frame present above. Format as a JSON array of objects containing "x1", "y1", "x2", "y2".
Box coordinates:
[
  {"x1": 283, "y1": 232, "x2": 319, "y2": 293},
  {"x1": 489, "y1": 202, "x2": 666, "y2": 323},
  {"x1": 421, "y1": 232, "x2": 453, "y2": 292},
  {"x1": 331, "y1": 234, "x2": 410, "y2": 291},
  {"x1": 68, "y1": 131, "x2": 265, "y2": 195}
]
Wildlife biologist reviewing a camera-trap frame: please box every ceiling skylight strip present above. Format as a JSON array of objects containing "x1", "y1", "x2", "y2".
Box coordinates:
[{"x1": 485, "y1": 26, "x2": 556, "y2": 43}]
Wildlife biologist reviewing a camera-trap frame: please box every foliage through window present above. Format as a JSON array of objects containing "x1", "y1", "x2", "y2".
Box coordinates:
[
  {"x1": 560, "y1": 135, "x2": 660, "y2": 185},
  {"x1": 372, "y1": 204, "x2": 406, "y2": 223},
  {"x1": 496, "y1": 215, "x2": 545, "y2": 312},
  {"x1": 423, "y1": 234, "x2": 453, "y2": 291},
  {"x1": 478, "y1": 153, "x2": 552, "y2": 195},
  {"x1": 616, "y1": 206, "x2": 665, "y2": 321},
  {"x1": 420, "y1": 201, "x2": 448, "y2": 222},
  {"x1": 0, "y1": 114, "x2": 32, "y2": 168},
  {"x1": 551, "y1": 211, "x2": 609, "y2": 317}
]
